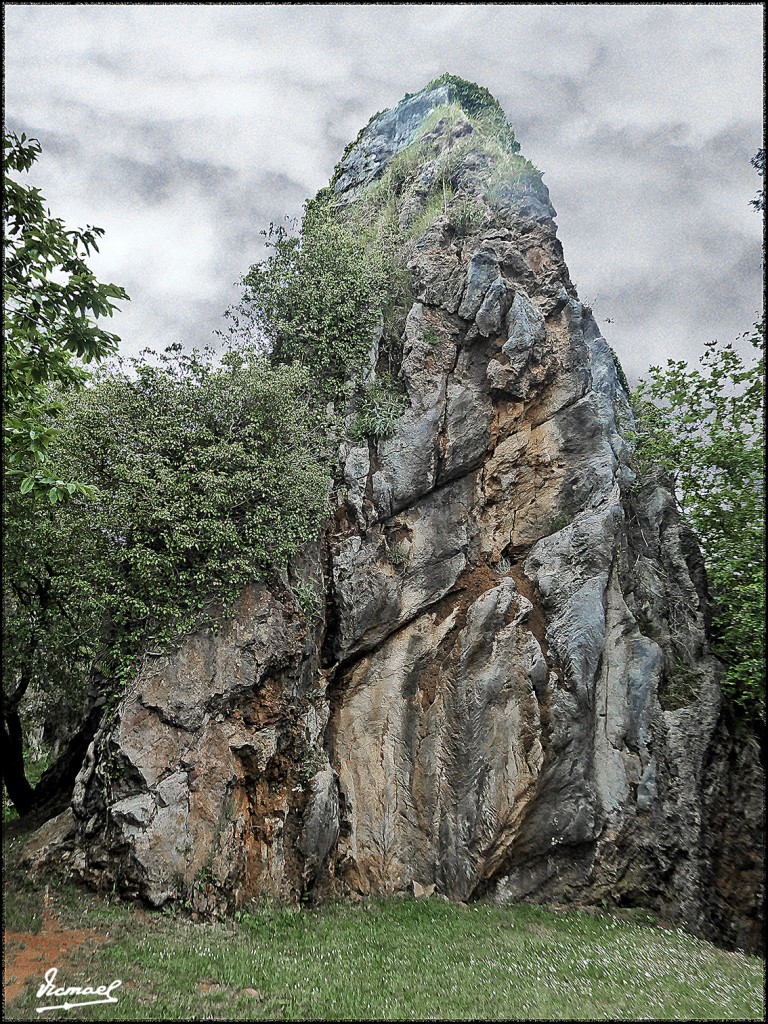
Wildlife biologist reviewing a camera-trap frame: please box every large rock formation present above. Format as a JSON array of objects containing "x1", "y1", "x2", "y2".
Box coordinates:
[{"x1": 23, "y1": 77, "x2": 763, "y2": 951}]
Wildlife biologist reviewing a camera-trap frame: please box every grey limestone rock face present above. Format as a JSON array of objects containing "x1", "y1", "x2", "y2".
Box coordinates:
[
  {"x1": 333, "y1": 84, "x2": 453, "y2": 200},
  {"x1": 55, "y1": 580, "x2": 335, "y2": 912},
  {"x1": 457, "y1": 248, "x2": 503, "y2": 321},
  {"x1": 331, "y1": 576, "x2": 546, "y2": 900},
  {"x1": 331, "y1": 476, "x2": 472, "y2": 661},
  {"x1": 24, "y1": 77, "x2": 763, "y2": 951}
]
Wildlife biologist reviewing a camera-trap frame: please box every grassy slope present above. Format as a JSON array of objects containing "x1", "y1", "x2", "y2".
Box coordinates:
[{"x1": 3, "y1": 868, "x2": 764, "y2": 1022}]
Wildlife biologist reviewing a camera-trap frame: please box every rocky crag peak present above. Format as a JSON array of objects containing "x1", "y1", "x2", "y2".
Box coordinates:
[{"x1": 23, "y1": 76, "x2": 763, "y2": 952}]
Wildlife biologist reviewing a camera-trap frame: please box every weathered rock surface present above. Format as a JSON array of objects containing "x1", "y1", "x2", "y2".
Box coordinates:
[
  {"x1": 333, "y1": 83, "x2": 453, "y2": 200},
  {"x1": 24, "y1": 77, "x2": 763, "y2": 951}
]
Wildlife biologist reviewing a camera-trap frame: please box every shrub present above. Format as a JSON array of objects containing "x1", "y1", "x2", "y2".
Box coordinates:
[
  {"x1": 630, "y1": 325, "x2": 765, "y2": 719},
  {"x1": 3, "y1": 344, "x2": 332, "y2": 695},
  {"x1": 449, "y1": 195, "x2": 485, "y2": 236},
  {"x1": 291, "y1": 581, "x2": 321, "y2": 620},
  {"x1": 350, "y1": 375, "x2": 408, "y2": 441},
  {"x1": 224, "y1": 197, "x2": 386, "y2": 398},
  {"x1": 388, "y1": 541, "x2": 410, "y2": 567}
]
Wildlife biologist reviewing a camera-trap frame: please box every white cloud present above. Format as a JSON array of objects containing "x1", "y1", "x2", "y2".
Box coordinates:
[{"x1": 4, "y1": 3, "x2": 763, "y2": 371}]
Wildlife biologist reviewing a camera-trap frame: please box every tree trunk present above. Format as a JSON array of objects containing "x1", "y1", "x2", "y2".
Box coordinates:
[
  {"x1": 1, "y1": 711, "x2": 35, "y2": 816},
  {"x1": 31, "y1": 690, "x2": 107, "y2": 813}
]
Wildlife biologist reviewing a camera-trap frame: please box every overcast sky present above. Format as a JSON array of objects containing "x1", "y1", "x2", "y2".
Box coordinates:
[{"x1": 4, "y1": 3, "x2": 764, "y2": 382}]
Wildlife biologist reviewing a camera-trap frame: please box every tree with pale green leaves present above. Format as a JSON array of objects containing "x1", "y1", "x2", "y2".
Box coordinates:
[
  {"x1": 3, "y1": 129, "x2": 131, "y2": 815},
  {"x1": 222, "y1": 196, "x2": 387, "y2": 396},
  {"x1": 631, "y1": 322, "x2": 765, "y2": 720},
  {"x1": 3, "y1": 129, "x2": 129, "y2": 501}
]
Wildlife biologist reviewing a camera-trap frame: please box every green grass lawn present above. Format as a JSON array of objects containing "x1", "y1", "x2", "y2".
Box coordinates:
[{"x1": 3, "y1": 871, "x2": 764, "y2": 1022}]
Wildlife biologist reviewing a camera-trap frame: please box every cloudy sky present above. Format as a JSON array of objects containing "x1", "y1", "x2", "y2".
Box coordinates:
[{"x1": 4, "y1": 4, "x2": 764, "y2": 382}]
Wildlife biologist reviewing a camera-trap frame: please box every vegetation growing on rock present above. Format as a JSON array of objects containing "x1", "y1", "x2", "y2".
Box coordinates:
[
  {"x1": 224, "y1": 200, "x2": 385, "y2": 396},
  {"x1": 343, "y1": 95, "x2": 541, "y2": 233},
  {"x1": 408, "y1": 72, "x2": 523, "y2": 154}
]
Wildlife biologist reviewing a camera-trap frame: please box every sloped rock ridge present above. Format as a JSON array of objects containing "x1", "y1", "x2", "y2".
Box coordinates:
[{"x1": 24, "y1": 77, "x2": 763, "y2": 951}]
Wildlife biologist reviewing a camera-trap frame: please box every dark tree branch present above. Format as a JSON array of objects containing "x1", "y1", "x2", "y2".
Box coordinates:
[{"x1": 1, "y1": 712, "x2": 35, "y2": 816}]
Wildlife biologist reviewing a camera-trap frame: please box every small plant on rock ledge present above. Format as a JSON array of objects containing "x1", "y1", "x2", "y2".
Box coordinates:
[
  {"x1": 388, "y1": 541, "x2": 410, "y2": 568},
  {"x1": 546, "y1": 512, "x2": 571, "y2": 536},
  {"x1": 494, "y1": 555, "x2": 512, "y2": 575},
  {"x1": 350, "y1": 375, "x2": 408, "y2": 442},
  {"x1": 661, "y1": 660, "x2": 702, "y2": 711},
  {"x1": 448, "y1": 195, "x2": 485, "y2": 236},
  {"x1": 291, "y1": 581, "x2": 321, "y2": 620},
  {"x1": 299, "y1": 744, "x2": 327, "y2": 783}
]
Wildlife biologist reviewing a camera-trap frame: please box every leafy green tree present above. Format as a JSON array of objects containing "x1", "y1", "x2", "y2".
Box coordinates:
[
  {"x1": 53, "y1": 345, "x2": 332, "y2": 673},
  {"x1": 4, "y1": 152, "x2": 389, "y2": 818},
  {"x1": 3, "y1": 129, "x2": 130, "y2": 814},
  {"x1": 2, "y1": 344, "x2": 332, "y2": 815},
  {"x1": 631, "y1": 323, "x2": 765, "y2": 719},
  {"x1": 222, "y1": 197, "x2": 386, "y2": 397},
  {"x1": 3, "y1": 129, "x2": 129, "y2": 499}
]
